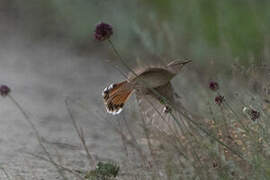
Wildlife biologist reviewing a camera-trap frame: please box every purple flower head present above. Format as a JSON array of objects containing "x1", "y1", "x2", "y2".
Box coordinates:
[
  {"x1": 94, "y1": 22, "x2": 113, "y2": 41},
  {"x1": 250, "y1": 109, "x2": 260, "y2": 121},
  {"x1": 215, "y1": 95, "x2": 224, "y2": 106},
  {"x1": 243, "y1": 107, "x2": 260, "y2": 121},
  {"x1": 0, "y1": 85, "x2": 10, "y2": 97},
  {"x1": 209, "y1": 81, "x2": 219, "y2": 91}
]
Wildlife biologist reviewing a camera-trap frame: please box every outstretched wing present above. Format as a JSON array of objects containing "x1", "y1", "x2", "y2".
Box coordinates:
[{"x1": 135, "y1": 83, "x2": 186, "y2": 134}]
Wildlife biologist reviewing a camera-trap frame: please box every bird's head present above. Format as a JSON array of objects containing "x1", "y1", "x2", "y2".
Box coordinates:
[{"x1": 166, "y1": 59, "x2": 192, "y2": 74}]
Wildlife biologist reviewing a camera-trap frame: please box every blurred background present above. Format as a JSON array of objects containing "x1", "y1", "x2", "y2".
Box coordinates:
[
  {"x1": 0, "y1": 0, "x2": 269, "y2": 178},
  {"x1": 1, "y1": 0, "x2": 270, "y2": 68}
]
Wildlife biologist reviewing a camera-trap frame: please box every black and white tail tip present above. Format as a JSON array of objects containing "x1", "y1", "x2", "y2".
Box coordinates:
[{"x1": 102, "y1": 82, "x2": 129, "y2": 115}]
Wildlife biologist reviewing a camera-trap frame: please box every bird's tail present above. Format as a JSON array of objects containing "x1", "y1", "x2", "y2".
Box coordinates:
[{"x1": 102, "y1": 81, "x2": 133, "y2": 115}]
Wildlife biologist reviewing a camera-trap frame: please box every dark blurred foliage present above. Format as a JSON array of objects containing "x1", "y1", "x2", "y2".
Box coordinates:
[{"x1": 1, "y1": 0, "x2": 269, "y2": 70}]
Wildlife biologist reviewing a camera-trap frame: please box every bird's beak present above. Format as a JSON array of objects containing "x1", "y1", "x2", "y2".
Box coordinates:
[{"x1": 181, "y1": 59, "x2": 192, "y2": 65}]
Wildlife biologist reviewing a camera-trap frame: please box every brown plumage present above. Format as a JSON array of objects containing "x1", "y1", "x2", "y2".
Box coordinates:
[{"x1": 102, "y1": 60, "x2": 191, "y2": 116}]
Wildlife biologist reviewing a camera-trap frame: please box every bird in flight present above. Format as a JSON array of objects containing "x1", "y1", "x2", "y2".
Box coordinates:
[{"x1": 102, "y1": 60, "x2": 191, "y2": 117}]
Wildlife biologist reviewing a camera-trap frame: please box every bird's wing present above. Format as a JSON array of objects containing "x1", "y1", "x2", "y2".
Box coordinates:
[
  {"x1": 127, "y1": 65, "x2": 168, "y2": 81},
  {"x1": 135, "y1": 83, "x2": 187, "y2": 134}
]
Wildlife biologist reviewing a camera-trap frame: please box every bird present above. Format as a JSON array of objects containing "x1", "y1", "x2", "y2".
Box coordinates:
[{"x1": 102, "y1": 60, "x2": 191, "y2": 117}]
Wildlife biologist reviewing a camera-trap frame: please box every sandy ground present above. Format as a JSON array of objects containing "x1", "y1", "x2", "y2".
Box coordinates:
[{"x1": 0, "y1": 36, "x2": 130, "y2": 179}]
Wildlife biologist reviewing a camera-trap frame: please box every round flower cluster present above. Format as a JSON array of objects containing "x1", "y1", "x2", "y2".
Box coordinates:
[
  {"x1": 94, "y1": 22, "x2": 113, "y2": 41},
  {"x1": 243, "y1": 107, "x2": 260, "y2": 121},
  {"x1": 0, "y1": 85, "x2": 10, "y2": 97},
  {"x1": 209, "y1": 81, "x2": 219, "y2": 91},
  {"x1": 215, "y1": 95, "x2": 224, "y2": 106},
  {"x1": 250, "y1": 109, "x2": 260, "y2": 121}
]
